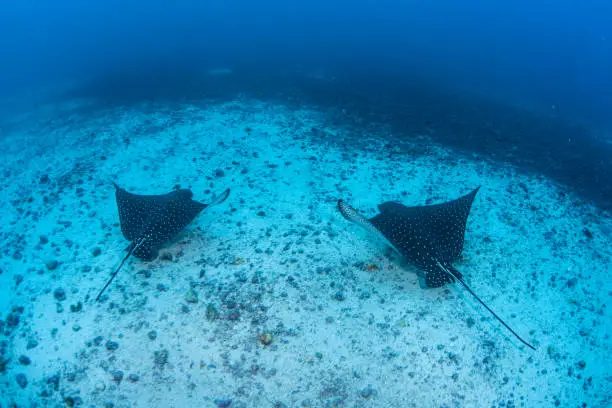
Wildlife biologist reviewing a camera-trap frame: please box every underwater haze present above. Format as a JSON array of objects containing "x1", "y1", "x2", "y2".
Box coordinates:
[{"x1": 0, "y1": 1, "x2": 611, "y2": 407}]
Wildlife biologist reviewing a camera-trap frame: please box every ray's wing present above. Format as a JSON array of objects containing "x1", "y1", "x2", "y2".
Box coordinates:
[
  {"x1": 375, "y1": 187, "x2": 479, "y2": 264},
  {"x1": 142, "y1": 189, "x2": 206, "y2": 248},
  {"x1": 337, "y1": 200, "x2": 399, "y2": 253},
  {"x1": 114, "y1": 183, "x2": 174, "y2": 241},
  {"x1": 138, "y1": 188, "x2": 230, "y2": 251}
]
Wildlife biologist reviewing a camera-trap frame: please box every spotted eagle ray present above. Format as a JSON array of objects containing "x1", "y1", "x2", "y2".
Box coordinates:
[
  {"x1": 95, "y1": 183, "x2": 230, "y2": 301},
  {"x1": 337, "y1": 187, "x2": 536, "y2": 350}
]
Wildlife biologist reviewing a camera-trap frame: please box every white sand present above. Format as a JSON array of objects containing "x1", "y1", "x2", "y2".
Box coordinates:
[{"x1": 0, "y1": 97, "x2": 610, "y2": 407}]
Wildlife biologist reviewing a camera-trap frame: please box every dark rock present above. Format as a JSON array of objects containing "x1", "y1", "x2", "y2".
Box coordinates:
[
  {"x1": 360, "y1": 386, "x2": 376, "y2": 398},
  {"x1": 6, "y1": 311, "x2": 20, "y2": 329},
  {"x1": 39, "y1": 235, "x2": 49, "y2": 244},
  {"x1": 258, "y1": 332, "x2": 273, "y2": 346},
  {"x1": 206, "y1": 304, "x2": 219, "y2": 321},
  {"x1": 16, "y1": 373, "x2": 28, "y2": 388},
  {"x1": 333, "y1": 291, "x2": 345, "y2": 301},
  {"x1": 92, "y1": 247, "x2": 102, "y2": 257},
  {"x1": 0, "y1": 356, "x2": 10, "y2": 373},
  {"x1": 147, "y1": 330, "x2": 158, "y2": 340},
  {"x1": 110, "y1": 370, "x2": 124, "y2": 384},
  {"x1": 46, "y1": 374, "x2": 60, "y2": 390},
  {"x1": 184, "y1": 289, "x2": 199, "y2": 304},
  {"x1": 46, "y1": 260, "x2": 60, "y2": 270},
  {"x1": 53, "y1": 288, "x2": 66, "y2": 301},
  {"x1": 214, "y1": 169, "x2": 225, "y2": 178},
  {"x1": 70, "y1": 302, "x2": 83, "y2": 313},
  {"x1": 40, "y1": 174, "x2": 50, "y2": 184},
  {"x1": 257, "y1": 211, "x2": 266, "y2": 217},
  {"x1": 26, "y1": 339, "x2": 39, "y2": 349},
  {"x1": 128, "y1": 374, "x2": 140, "y2": 382},
  {"x1": 567, "y1": 277, "x2": 578, "y2": 288},
  {"x1": 214, "y1": 399, "x2": 232, "y2": 408},
  {"x1": 105, "y1": 340, "x2": 119, "y2": 351},
  {"x1": 18, "y1": 355, "x2": 31, "y2": 365},
  {"x1": 154, "y1": 349, "x2": 169, "y2": 368},
  {"x1": 93, "y1": 336, "x2": 104, "y2": 346}
]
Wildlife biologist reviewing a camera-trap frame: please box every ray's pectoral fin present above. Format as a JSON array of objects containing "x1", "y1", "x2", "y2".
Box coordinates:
[
  {"x1": 337, "y1": 200, "x2": 400, "y2": 254},
  {"x1": 207, "y1": 188, "x2": 231, "y2": 209}
]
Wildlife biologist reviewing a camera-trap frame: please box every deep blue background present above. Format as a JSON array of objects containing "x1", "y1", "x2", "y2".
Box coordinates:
[
  {"x1": 1, "y1": 1, "x2": 611, "y2": 209},
  {"x1": 1, "y1": 0, "x2": 610, "y2": 126}
]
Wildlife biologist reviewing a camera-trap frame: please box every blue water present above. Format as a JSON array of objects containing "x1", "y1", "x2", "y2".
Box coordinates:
[{"x1": 0, "y1": 1, "x2": 611, "y2": 407}]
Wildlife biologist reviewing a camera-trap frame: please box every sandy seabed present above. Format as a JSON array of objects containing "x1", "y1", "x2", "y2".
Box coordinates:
[{"x1": 0, "y1": 97, "x2": 610, "y2": 408}]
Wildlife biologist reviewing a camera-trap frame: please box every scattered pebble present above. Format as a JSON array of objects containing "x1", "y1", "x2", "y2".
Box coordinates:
[
  {"x1": 154, "y1": 349, "x2": 169, "y2": 368},
  {"x1": 70, "y1": 302, "x2": 83, "y2": 312},
  {"x1": 360, "y1": 386, "x2": 376, "y2": 399},
  {"x1": 206, "y1": 304, "x2": 219, "y2": 321},
  {"x1": 185, "y1": 289, "x2": 199, "y2": 304},
  {"x1": 46, "y1": 260, "x2": 59, "y2": 271},
  {"x1": 214, "y1": 169, "x2": 225, "y2": 178},
  {"x1": 26, "y1": 339, "x2": 39, "y2": 349},
  {"x1": 258, "y1": 332, "x2": 273, "y2": 346},
  {"x1": 53, "y1": 288, "x2": 66, "y2": 301},
  {"x1": 16, "y1": 373, "x2": 28, "y2": 388},
  {"x1": 110, "y1": 370, "x2": 123, "y2": 384},
  {"x1": 105, "y1": 340, "x2": 119, "y2": 351},
  {"x1": 333, "y1": 291, "x2": 345, "y2": 301},
  {"x1": 214, "y1": 399, "x2": 232, "y2": 408},
  {"x1": 92, "y1": 247, "x2": 102, "y2": 257},
  {"x1": 0, "y1": 357, "x2": 10, "y2": 373},
  {"x1": 18, "y1": 355, "x2": 31, "y2": 365},
  {"x1": 147, "y1": 330, "x2": 158, "y2": 340}
]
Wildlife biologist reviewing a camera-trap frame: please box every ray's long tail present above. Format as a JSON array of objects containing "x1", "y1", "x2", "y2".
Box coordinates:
[
  {"x1": 95, "y1": 238, "x2": 145, "y2": 301},
  {"x1": 437, "y1": 261, "x2": 536, "y2": 351}
]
